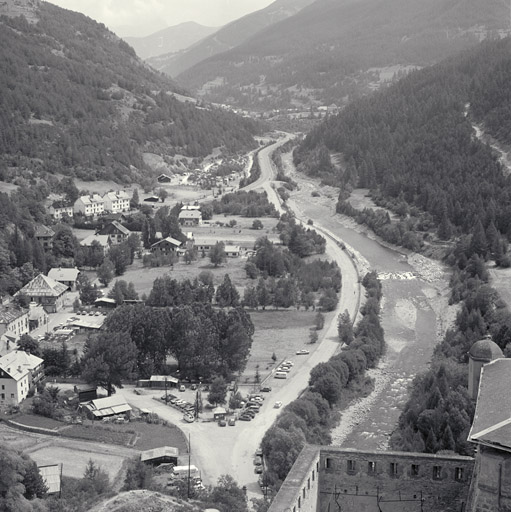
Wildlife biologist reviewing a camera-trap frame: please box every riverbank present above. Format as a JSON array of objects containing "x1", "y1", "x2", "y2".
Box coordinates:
[{"x1": 282, "y1": 151, "x2": 456, "y2": 451}]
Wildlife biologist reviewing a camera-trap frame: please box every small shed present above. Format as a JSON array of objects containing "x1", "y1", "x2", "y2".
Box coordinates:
[
  {"x1": 74, "y1": 385, "x2": 97, "y2": 403},
  {"x1": 94, "y1": 297, "x2": 117, "y2": 309},
  {"x1": 213, "y1": 407, "x2": 226, "y2": 420},
  {"x1": 144, "y1": 195, "x2": 160, "y2": 202},
  {"x1": 141, "y1": 446, "x2": 179, "y2": 466},
  {"x1": 38, "y1": 464, "x2": 62, "y2": 495},
  {"x1": 157, "y1": 174, "x2": 172, "y2": 183},
  {"x1": 82, "y1": 395, "x2": 132, "y2": 420}
]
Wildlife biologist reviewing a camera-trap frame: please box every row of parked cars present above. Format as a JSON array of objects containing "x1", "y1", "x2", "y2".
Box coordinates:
[
  {"x1": 161, "y1": 393, "x2": 195, "y2": 416},
  {"x1": 238, "y1": 394, "x2": 265, "y2": 421}
]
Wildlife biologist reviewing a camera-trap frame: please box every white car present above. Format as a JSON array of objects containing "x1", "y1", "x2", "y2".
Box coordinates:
[
  {"x1": 284, "y1": 360, "x2": 294, "y2": 366},
  {"x1": 296, "y1": 349, "x2": 310, "y2": 355},
  {"x1": 274, "y1": 401, "x2": 282, "y2": 409}
]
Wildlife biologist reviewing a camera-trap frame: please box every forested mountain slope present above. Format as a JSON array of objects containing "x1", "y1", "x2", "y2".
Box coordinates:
[
  {"x1": 124, "y1": 21, "x2": 218, "y2": 60},
  {"x1": 295, "y1": 36, "x2": 511, "y2": 252},
  {"x1": 148, "y1": 0, "x2": 315, "y2": 78},
  {"x1": 0, "y1": 1, "x2": 260, "y2": 184},
  {"x1": 178, "y1": 0, "x2": 509, "y2": 109}
]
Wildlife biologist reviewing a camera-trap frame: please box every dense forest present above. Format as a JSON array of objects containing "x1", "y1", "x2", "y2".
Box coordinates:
[
  {"x1": 295, "y1": 36, "x2": 511, "y2": 458},
  {"x1": 296, "y1": 37, "x2": 511, "y2": 260},
  {"x1": 0, "y1": 3, "x2": 260, "y2": 184}
]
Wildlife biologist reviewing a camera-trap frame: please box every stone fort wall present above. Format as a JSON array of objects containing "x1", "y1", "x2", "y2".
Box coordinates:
[{"x1": 269, "y1": 445, "x2": 475, "y2": 512}]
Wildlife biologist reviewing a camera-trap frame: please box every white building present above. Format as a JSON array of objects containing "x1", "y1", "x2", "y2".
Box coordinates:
[
  {"x1": 0, "y1": 350, "x2": 44, "y2": 406},
  {"x1": 48, "y1": 205, "x2": 74, "y2": 220},
  {"x1": 0, "y1": 304, "x2": 29, "y2": 341},
  {"x1": 74, "y1": 194, "x2": 105, "y2": 217},
  {"x1": 102, "y1": 191, "x2": 130, "y2": 213}
]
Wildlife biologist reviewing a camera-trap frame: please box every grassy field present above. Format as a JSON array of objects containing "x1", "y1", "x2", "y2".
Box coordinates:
[
  {"x1": 106, "y1": 255, "x2": 250, "y2": 297},
  {"x1": 240, "y1": 310, "x2": 322, "y2": 385},
  {"x1": 13, "y1": 414, "x2": 62, "y2": 431}
]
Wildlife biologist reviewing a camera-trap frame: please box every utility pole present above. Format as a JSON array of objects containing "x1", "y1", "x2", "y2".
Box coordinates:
[
  {"x1": 165, "y1": 376, "x2": 167, "y2": 403},
  {"x1": 187, "y1": 433, "x2": 191, "y2": 498}
]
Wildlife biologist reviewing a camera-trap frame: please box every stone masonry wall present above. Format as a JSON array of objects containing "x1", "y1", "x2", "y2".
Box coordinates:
[{"x1": 318, "y1": 448, "x2": 474, "y2": 512}]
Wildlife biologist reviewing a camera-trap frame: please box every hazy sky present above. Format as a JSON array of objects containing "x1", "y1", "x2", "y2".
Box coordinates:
[{"x1": 49, "y1": 0, "x2": 275, "y2": 37}]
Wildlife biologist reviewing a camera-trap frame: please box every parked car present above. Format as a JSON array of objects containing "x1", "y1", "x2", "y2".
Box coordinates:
[
  {"x1": 179, "y1": 384, "x2": 186, "y2": 392},
  {"x1": 254, "y1": 456, "x2": 263, "y2": 466},
  {"x1": 296, "y1": 349, "x2": 310, "y2": 355},
  {"x1": 183, "y1": 414, "x2": 194, "y2": 423},
  {"x1": 228, "y1": 418, "x2": 236, "y2": 426},
  {"x1": 254, "y1": 466, "x2": 263, "y2": 474},
  {"x1": 274, "y1": 401, "x2": 283, "y2": 409},
  {"x1": 255, "y1": 448, "x2": 263, "y2": 456},
  {"x1": 239, "y1": 415, "x2": 252, "y2": 421},
  {"x1": 218, "y1": 419, "x2": 227, "y2": 427},
  {"x1": 260, "y1": 386, "x2": 272, "y2": 392},
  {"x1": 191, "y1": 384, "x2": 197, "y2": 390}
]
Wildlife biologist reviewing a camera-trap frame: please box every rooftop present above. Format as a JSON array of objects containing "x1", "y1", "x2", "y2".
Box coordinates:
[
  {"x1": 141, "y1": 446, "x2": 179, "y2": 462},
  {"x1": 80, "y1": 234, "x2": 111, "y2": 248},
  {"x1": 469, "y1": 358, "x2": 511, "y2": 451},
  {"x1": 178, "y1": 210, "x2": 202, "y2": 219},
  {"x1": 34, "y1": 225, "x2": 55, "y2": 238},
  {"x1": 0, "y1": 350, "x2": 43, "y2": 381},
  {"x1": 469, "y1": 335, "x2": 503, "y2": 362},
  {"x1": 151, "y1": 237, "x2": 182, "y2": 248},
  {"x1": 17, "y1": 274, "x2": 68, "y2": 298},
  {"x1": 48, "y1": 267, "x2": 80, "y2": 283},
  {"x1": 0, "y1": 304, "x2": 27, "y2": 324}
]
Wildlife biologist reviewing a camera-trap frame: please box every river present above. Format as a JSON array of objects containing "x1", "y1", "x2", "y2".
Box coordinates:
[{"x1": 283, "y1": 152, "x2": 454, "y2": 450}]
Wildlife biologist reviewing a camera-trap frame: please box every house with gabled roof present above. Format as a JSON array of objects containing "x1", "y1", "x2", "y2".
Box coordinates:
[
  {"x1": 82, "y1": 394, "x2": 132, "y2": 420},
  {"x1": 102, "y1": 190, "x2": 130, "y2": 214},
  {"x1": 150, "y1": 237, "x2": 182, "y2": 255},
  {"x1": 48, "y1": 267, "x2": 80, "y2": 291},
  {"x1": 34, "y1": 225, "x2": 55, "y2": 250},
  {"x1": 74, "y1": 194, "x2": 105, "y2": 217},
  {"x1": 80, "y1": 233, "x2": 111, "y2": 256},
  {"x1": 15, "y1": 274, "x2": 68, "y2": 313},
  {"x1": 0, "y1": 350, "x2": 44, "y2": 405},
  {"x1": 0, "y1": 304, "x2": 29, "y2": 341},
  {"x1": 178, "y1": 209, "x2": 202, "y2": 226},
  {"x1": 157, "y1": 173, "x2": 172, "y2": 183},
  {"x1": 98, "y1": 221, "x2": 131, "y2": 245}
]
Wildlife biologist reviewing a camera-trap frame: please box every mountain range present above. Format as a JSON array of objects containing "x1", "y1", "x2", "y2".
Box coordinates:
[
  {"x1": 175, "y1": 0, "x2": 510, "y2": 110},
  {"x1": 0, "y1": 0, "x2": 260, "y2": 185},
  {"x1": 124, "y1": 21, "x2": 218, "y2": 60},
  {"x1": 147, "y1": 0, "x2": 316, "y2": 78}
]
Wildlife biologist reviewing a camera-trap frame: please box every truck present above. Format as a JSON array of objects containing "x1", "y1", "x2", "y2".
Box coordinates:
[{"x1": 171, "y1": 465, "x2": 200, "y2": 481}]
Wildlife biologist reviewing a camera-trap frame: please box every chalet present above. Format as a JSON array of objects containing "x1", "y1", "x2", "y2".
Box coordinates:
[
  {"x1": 0, "y1": 304, "x2": 29, "y2": 341},
  {"x1": 48, "y1": 204, "x2": 74, "y2": 220},
  {"x1": 144, "y1": 195, "x2": 160, "y2": 203},
  {"x1": 47, "y1": 267, "x2": 80, "y2": 291},
  {"x1": 16, "y1": 274, "x2": 68, "y2": 313},
  {"x1": 94, "y1": 297, "x2": 117, "y2": 309},
  {"x1": 79, "y1": 234, "x2": 111, "y2": 255},
  {"x1": 141, "y1": 446, "x2": 179, "y2": 466},
  {"x1": 157, "y1": 173, "x2": 172, "y2": 183},
  {"x1": 28, "y1": 302, "x2": 48, "y2": 332},
  {"x1": 224, "y1": 245, "x2": 241, "y2": 258},
  {"x1": 98, "y1": 221, "x2": 131, "y2": 245},
  {"x1": 193, "y1": 239, "x2": 216, "y2": 253},
  {"x1": 0, "y1": 350, "x2": 44, "y2": 405},
  {"x1": 150, "y1": 237, "x2": 182, "y2": 255},
  {"x1": 73, "y1": 194, "x2": 105, "y2": 217},
  {"x1": 102, "y1": 191, "x2": 130, "y2": 214},
  {"x1": 178, "y1": 209, "x2": 202, "y2": 227},
  {"x1": 74, "y1": 384, "x2": 97, "y2": 403},
  {"x1": 82, "y1": 394, "x2": 132, "y2": 420},
  {"x1": 34, "y1": 225, "x2": 55, "y2": 250}
]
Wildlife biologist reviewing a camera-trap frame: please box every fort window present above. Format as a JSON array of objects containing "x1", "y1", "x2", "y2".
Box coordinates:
[
  {"x1": 312, "y1": 470, "x2": 315, "y2": 481},
  {"x1": 303, "y1": 487, "x2": 306, "y2": 498},
  {"x1": 298, "y1": 496, "x2": 301, "y2": 508},
  {"x1": 411, "y1": 464, "x2": 420, "y2": 477},
  {"x1": 325, "y1": 458, "x2": 333, "y2": 469},
  {"x1": 293, "y1": 508, "x2": 296, "y2": 512},
  {"x1": 390, "y1": 462, "x2": 398, "y2": 477},
  {"x1": 455, "y1": 467, "x2": 464, "y2": 481},
  {"x1": 347, "y1": 460, "x2": 356, "y2": 473},
  {"x1": 368, "y1": 461, "x2": 376, "y2": 474},
  {"x1": 308, "y1": 478, "x2": 311, "y2": 490},
  {"x1": 433, "y1": 466, "x2": 442, "y2": 480}
]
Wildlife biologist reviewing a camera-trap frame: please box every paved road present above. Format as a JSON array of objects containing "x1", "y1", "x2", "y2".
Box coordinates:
[{"x1": 124, "y1": 135, "x2": 362, "y2": 500}]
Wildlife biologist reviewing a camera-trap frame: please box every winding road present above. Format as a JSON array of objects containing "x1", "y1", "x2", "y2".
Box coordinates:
[{"x1": 124, "y1": 134, "x2": 362, "y2": 500}]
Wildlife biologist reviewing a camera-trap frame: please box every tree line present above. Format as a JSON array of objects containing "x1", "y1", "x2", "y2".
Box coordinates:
[{"x1": 261, "y1": 272, "x2": 384, "y2": 488}]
